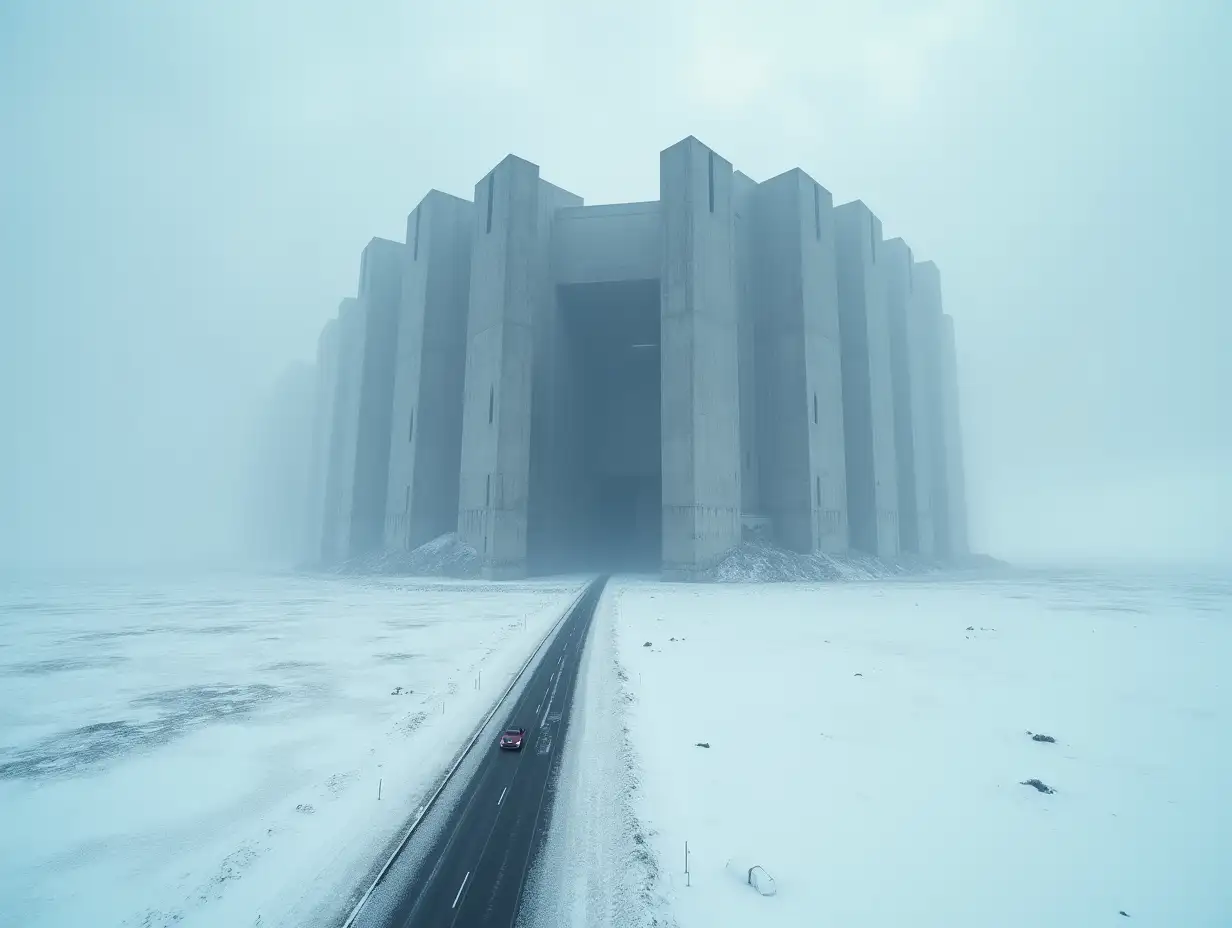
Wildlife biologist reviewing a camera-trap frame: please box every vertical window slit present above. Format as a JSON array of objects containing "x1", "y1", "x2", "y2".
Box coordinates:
[
  {"x1": 408, "y1": 408, "x2": 414, "y2": 442},
  {"x1": 485, "y1": 173, "x2": 495, "y2": 234},
  {"x1": 813, "y1": 393, "x2": 818, "y2": 425},
  {"x1": 488, "y1": 386, "x2": 494, "y2": 424},
  {"x1": 485, "y1": 474, "x2": 491, "y2": 507},
  {"x1": 707, "y1": 151, "x2": 715, "y2": 213}
]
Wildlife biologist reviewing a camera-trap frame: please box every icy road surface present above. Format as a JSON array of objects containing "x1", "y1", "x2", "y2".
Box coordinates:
[{"x1": 0, "y1": 569, "x2": 586, "y2": 928}]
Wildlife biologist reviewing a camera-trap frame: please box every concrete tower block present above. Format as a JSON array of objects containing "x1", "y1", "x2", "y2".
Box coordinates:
[
  {"x1": 751, "y1": 169, "x2": 848, "y2": 554},
  {"x1": 527, "y1": 180, "x2": 584, "y2": 574},
  {"x1": 913, "y1": 259, "x2": 951, "y2": 557},
  {"x1": 835, "y1": 200, "x2": 899, "y2": 557},
  {"x1": 939, "y1": 312, "x2": 970, "y2": 556},
  {"x1": 305, "y1": 318, "x2": 339, "y2": 565},
  {"x1": 458, "y1": 156, "x2": 564, "y2": 580},
  {"x1": 659, "y1": 137, "x2": 743, "y2": 579},
  {"x1": 385, "y1": 191, "x2": 474, "y2": 553},
  {"x1": 322, "y1": 297, "x2": 363, "y2": 564},
  {"x1": 732, "y1": 170, "x2": 762, "y2": 524},
  {"x1": 883, "y1": 238, "x2": 933, "y2": 555},
  {"x1": 349, "y1": 237, "x2": 405, "y2": 558}
]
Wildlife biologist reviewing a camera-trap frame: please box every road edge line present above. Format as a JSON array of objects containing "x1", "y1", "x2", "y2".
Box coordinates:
[{"x1": 339, "y1": 577, "x2": 596, "y2": 928}]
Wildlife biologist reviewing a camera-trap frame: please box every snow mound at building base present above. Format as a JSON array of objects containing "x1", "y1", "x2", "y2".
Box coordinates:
[
  {"x1": 333, "y1": 533, "x2": 480, "y2": 578},
  {"x1": 702, "y1": 539, "x2": 938, "y2": 584}
]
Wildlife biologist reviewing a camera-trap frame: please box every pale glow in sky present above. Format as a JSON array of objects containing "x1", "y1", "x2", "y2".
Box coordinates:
[{"x1": 0, "y1": 0, "x2": 1228, "y2": 567}]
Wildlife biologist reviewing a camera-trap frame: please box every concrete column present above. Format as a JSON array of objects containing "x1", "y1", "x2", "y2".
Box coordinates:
[
  {"x1": 939, "y1": 312, "x2": 970, "y2": 556},
  {"x1": 321, "y1": 297, "x2": 363, "y2": 564},
  {"x1": 835, "y1": 201, "x2": 899, "y2": 557},
  {"x1": 884, "y1": 238, "x2": 933, "y2": 555},
  {"x1": 659, "y1": 137, "x2": 742, "y2": 578},
  {"x1": 458, "y1": 156, "x2": 575, "y2": 579},
  {"x1": 528, "y1": 181, "x2": 584, "y2": 574},
  {"x1": 385, "y1": 192, "x2": 474, "y2": 552},
  {"x1": 732, "y1": 170, "x2": 761, "y2": 525},
  {"x1": 913, "y1": 260, "x2": 952, "y2": 557},
  {"x1": 305, "y1": 318, "x2": 339, "y2": 565},
  {"x1": 348, "y1": 237, "x2": 404, "y2": 557},
  {"x1": 751, "y1": 169, "x2": 848, "y2": 554}
]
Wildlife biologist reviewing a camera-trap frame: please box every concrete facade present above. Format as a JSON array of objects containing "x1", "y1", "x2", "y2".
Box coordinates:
[
  {"x1": 938, "y1": 312, "x2": 970, "y2": 556},
  {"x1": 913, "y1": 260, "x2": 951, "y2": 557},
  {"x1": 884, "y1": 238, "x2": 935, "y2": 555},
  {"x1": 385, "y1": 191, "x2": 474, "y2": 552},
  {"x1": 835, "y1": 201, "x2": 899, "y2": 557},
  {"x1": 321, "y1": 298, "x2": 363, "y2": 563},
  {"x1": 349, "y1": 237, "x2": 405, "y2": 557},
  {"x1": 732, "y1": 172, "x2": 762, "y2": 525},
  {"x1": 456, "y1": 157, "x2": 584, "y2": 579},
  {"x1": 304, "y1": 318, "x2": 339, "y2": 564},
  {"x1": 752, "y1": 169, "x2": 847, "y2": 553},
  {"x1": 307, "y1": 136, "x2": 970, "y2": 578},
  {"x1": 659, "y1": 138, "x2": 743, "y2": 578}
]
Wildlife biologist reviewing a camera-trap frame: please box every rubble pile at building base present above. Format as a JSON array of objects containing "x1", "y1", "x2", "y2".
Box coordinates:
[
  {"x1": 326, "y1": 533, "x2": 1002, "y2": 584},
  {"x1": 332, "y1": 533, "x2": 480, "y2": 579},
  {"x1": 702, "y1": 539, "x2": 927, "y2": 583}
]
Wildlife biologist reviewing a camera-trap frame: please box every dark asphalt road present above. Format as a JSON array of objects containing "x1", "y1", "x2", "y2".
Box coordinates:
[{"x1": 374, "y1": 576, "x2": 606, "y2": 928}]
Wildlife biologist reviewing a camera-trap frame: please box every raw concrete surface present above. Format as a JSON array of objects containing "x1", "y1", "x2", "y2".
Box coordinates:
[
  {"x1": 385, "y1": 191, "x2": 473, "y2": 553},
  {"x1": 349, "y1": 237, "x2": 405, "y2": 557},
  {"x1": 659, "y1": 137, "x2": 742, "y2": 579},
  {"x1": 835, "y1": 200, "x2": 899, "y2": 557}
]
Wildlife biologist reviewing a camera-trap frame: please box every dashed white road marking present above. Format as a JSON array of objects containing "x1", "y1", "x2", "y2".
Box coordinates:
[
  {"x1": 498, "y1": 786, "x2": 507, "y2": 806},
  {"x1": 452, "y1": 871, "x2": 470, "y2": 909}
]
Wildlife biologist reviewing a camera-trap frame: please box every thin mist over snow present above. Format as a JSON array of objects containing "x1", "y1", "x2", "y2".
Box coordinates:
[{"x1": 246, "y1": 362, "x2": 317, "y2": 567}]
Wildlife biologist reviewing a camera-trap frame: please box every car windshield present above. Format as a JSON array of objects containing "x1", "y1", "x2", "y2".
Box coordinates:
[{"x1": 503, "y1": 730, "x2": 520, "y2": 737}]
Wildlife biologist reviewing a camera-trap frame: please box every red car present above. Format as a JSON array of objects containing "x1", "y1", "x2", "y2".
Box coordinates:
[{"x1": 499, "y1": 728, "x2": 526, "y2": 751}]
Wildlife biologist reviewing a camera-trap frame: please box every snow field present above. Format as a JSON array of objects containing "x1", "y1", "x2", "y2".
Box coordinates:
[
  {"x1": 0, "y1": 571, "x2": 587, "y2": 928},
  {"x1": 609, "y1": 572, "x2": 1232, "y2": 927}
]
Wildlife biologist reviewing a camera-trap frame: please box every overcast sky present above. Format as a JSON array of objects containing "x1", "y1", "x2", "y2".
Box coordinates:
[{"x1": 1, "y1": 0, "x2": 1228, "y2": 568}]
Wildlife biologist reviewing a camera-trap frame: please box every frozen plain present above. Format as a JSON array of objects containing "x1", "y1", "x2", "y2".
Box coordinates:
[
  {"x1": 528, "y1": 567, "x2": 1232, "y2": 928},
  {"x1": 0, "y1": 569, "x2": 586, "y2": 928}
]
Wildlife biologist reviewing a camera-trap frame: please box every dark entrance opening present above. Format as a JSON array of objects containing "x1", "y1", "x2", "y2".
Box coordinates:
[{"x1": 528, "y1": 279, "x2": 661, "y2": 574}]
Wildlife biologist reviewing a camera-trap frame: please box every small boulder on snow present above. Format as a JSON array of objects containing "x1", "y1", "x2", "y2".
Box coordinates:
[
  {"x1": 695, "y1": 742, "x2": 710, "y2": 749},
  {"x1": 724, "y1": 859, "x2": 777, "y2": 896},
  {"x1": 643, "y1": 641, "x2": 652, "y2": 647},
  {"x1": 1021, "y1": 778, "x2": 1056, "y2": 794}
]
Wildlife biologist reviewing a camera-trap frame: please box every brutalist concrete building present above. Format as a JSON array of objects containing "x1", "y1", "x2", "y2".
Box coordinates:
[{"x1": 308, "y1": 136, "x2": 969, "y2": 580}]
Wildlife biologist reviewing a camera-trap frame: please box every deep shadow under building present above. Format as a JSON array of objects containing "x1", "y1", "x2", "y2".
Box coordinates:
[{"x1": 313, "y1": 136, "x2": 970, "y2": 580}]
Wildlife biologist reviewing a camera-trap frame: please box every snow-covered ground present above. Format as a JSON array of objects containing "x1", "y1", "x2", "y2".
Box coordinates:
[
  {"x1": 533, "y1": 567, "x2": 1232, "y2": 927},
  {"x1": 0, "y1": 569, "x2": 586, "y2": 928}
]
